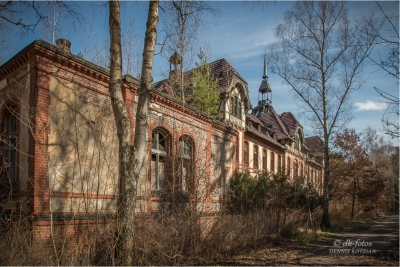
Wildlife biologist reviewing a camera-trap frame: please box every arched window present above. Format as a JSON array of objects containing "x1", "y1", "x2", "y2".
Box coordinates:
[
  {"x1": 244, "y1": 141, "x2": 249, "y2": 166},
  {"x1": 312, "y1": 169, "x2": 315, "y2": 185},
  {"x1": 277, "y1": 155, "x2": 282, "y2": 171},
  {"x1": 229, "y1": 97, "x2": 234, "y2": 114},
  {"x1": 179, "y1": 135, "x2": 194, "y2": 193},
  {"x1": 151, "y1": 129, "x2": 169, "y2": 191},
  {"x1": 232, "y1": 95, "x2": 238, "y2": 116},
  {"x1": 253, "y1": 145, "x2": 259, "y2": 169},
  {"x1": 294, "y1": 160, "x2": 298, "y2": 178},
  {"x1": 1, "y1": 106, "x2": 18, "y2": 198},
  {"x1": 238, "y1": 100, "x2": 242, "y2": 118},
  {"x1": 231, "y1": 95, "x2": 242, "y2": 118},
  {"x1": 287, "y1": 157, "x2": 291, "y2": 177},
  {"x1": 234, "y1": 96, "x2": 238, "y2": 117},
  {"x1": 295, "y1": 134, "x2": 300, "y2": 151},
  {"x1": 270, "y1": 151, "x2": 275, "y2": 173},
  {"x1": 300, "y1": 163, "x2": 304, "y2": 177},
  {"x1": 262, "y1": 149, "x2": 267, "y2": 172},
  {"x1": 235, "y1": 142, "x2": 239, "y2": 164}
]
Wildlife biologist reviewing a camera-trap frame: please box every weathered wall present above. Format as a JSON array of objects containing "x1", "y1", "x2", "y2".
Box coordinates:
[
  {"x1": 47, "y1": 75, "x2": 119, "y2": 213},
  {"x1": 244, "y1": 135, "x2": 283, "y2": 174},
  {"x1": 142, "y1": 96, "x2": 237, "y2": 214}
]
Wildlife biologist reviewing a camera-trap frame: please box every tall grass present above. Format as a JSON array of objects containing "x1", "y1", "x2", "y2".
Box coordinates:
[{"x1": 0, "y1": 172, "x2": 355, "y2": 265}]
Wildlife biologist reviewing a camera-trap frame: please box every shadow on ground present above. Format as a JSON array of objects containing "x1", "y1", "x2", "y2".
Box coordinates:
[{"x1": 209, "y1": 216, "x2": 399, "y2": 266}]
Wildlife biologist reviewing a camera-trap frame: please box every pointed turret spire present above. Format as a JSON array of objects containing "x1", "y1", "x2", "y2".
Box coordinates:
[
  {"x1": 262, "y1": 53, "x2": 268, "y2": 79},
  {"x1": 259, "y1": 54, "x2": 271, "y2": 94},
  {"x1": 252, "y1": 54, "x2": 273, "y2": 116}
]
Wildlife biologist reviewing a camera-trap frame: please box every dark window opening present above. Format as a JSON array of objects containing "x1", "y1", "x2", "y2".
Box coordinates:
[
  {"x1": 151, "y1": 130, "x2": 168, "y2": 191},
  {"x1": 262, "y1": 149, "x2": 267, "y2": 172},
  {"x1": 178, "y1": 135, "x2": 194, "y2": 195},
  {"x1": 253, "y1": 145, "x2": 259, "y2": 169},
  {"x1": 244, "y1": 141, "x2": 249, "y2": 166},
  {"x1": 1, "y1": 107, "x2": 18, "y2": 198}
]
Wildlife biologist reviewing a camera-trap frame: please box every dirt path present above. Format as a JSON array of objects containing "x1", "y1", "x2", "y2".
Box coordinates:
[
  {"x1": 299, "y1": 216, "x2": 399, "y2": 266},
  {"x1": 215, "y1": 216, "x2": 399, "y2": 266}
]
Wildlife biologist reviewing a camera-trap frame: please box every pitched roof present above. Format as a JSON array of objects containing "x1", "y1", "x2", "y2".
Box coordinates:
[
  {"x1": 246, "y1": 113, "x2": 264, "y2": 126},
  {"x1": 304, "y1": 136, "x2": 324, "y2": 154},
  {"x1": 153, "y1": 58, "x2": 249, "y2": 99},
  {"x1": 257, "y1": 107, "x2": 290, "y2": 141},
  {"x1": 245, "y1": 114, "x2": 284, "y2": 148},
  {"x1": 280, "y1": 112, "x2": 300, "y2": 137}
]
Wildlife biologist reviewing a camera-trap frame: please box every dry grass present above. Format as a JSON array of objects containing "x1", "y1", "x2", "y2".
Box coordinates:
[
  {"x1": 0, "y1": 204, "x2": 387, "y2": 265},
  {"x1": 0, "y1": 208, "x2": 321, "y2": 266}
]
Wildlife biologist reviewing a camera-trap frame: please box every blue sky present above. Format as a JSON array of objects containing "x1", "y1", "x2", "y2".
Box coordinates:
[{"x1": 2, "y1": 1, "x2": 399, "y2": 142}]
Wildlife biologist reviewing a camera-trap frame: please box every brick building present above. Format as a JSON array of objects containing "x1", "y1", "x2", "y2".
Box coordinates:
[{"x1": 0, "y1": 39, "x2": 323, "y2": 242}]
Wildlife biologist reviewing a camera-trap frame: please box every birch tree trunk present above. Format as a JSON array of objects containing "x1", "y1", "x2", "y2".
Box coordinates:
[
  {"x1": 109, "y1": 1, "x2": 159, "y2": 265},
  {"x1": 109, "y1": 1, "x2": 134, "y2": 264},
  {"x1": 133, "y1": 0, "x2": 159, "y2": 180}
]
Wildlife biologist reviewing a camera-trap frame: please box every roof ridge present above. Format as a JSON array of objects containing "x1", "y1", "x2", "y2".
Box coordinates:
[
  {"x1": 282, "y1": 111, "x2": 300, "y2": 125},
  {"x1": 269, "y1": 108, "x2": 290, "y2": 137}
]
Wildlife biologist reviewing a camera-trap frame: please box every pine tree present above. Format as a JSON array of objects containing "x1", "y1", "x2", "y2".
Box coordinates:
[{"x1": 188, "y1": 48, "x2": 219, "y2": 117}]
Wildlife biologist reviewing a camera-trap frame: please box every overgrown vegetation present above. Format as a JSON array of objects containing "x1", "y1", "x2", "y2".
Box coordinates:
[
  {"x1": 0, "y1": 164, "x2": 398, "y2": 265},
  {"x1": 227, "y1": 172, "x2": 321, "y2": 216},
  {"x1": 187, "y1": 48, "x2": 219, "y2": 117},
  {"x1": 0, "y1": 171, "x2": 324, "y2": 265},
  {"x1": 330, "y1": 128, "x2": 399, "y2": 220}
]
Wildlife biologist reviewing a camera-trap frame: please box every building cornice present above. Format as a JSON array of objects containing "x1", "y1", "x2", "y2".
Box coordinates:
[
  {"x1": 245, "y1": 127, "x2": 286, "y2": 151},
  {"x1": 150, "y1": 89, "x2": 238, "y2": 136}
]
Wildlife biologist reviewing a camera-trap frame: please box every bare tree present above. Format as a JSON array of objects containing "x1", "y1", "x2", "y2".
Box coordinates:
[
  {"x1": 0, "y1": 1, "x2": 81, "y2": 64},
  {"x1": 76, "y1": 4, "x2": 105, "y2": 64},
  {"x1": 267, "y1": 1, "x2": 375, "y2": 228},
  {"x1": 109, "y1": 0, "x2": 159, "y2": 265},
  {"x1": 363, "y1": 1, "x2": 399, "y2": 140},
  {"x1": 161, "y1": 0, "x2": 218, "y2": 103},
  {"x1": 122, "y1": 15, "x2": 143, "y2": 78},
  {"x1": 361, "y1": 127, "x2": 399, "y2": 213},
  {"x1": 0, "y1": 1, "x2": 81, "y2": 32},
  {"x1": 0, "y1": 1, "x2": 45, "y2": 30}
]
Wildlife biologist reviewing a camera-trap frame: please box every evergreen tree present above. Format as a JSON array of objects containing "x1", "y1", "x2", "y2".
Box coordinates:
[{"x1": 188, "y1": 48, "x2": 219, "y2": 117}]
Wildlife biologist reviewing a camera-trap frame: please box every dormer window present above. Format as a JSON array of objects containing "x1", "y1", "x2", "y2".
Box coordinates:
[
  {"x1": 237, "y1": 100, "x2": 242, "y2": 118},
  {"x1": 230, "y1": 94, "x2": 242, "y2": 118},
  {"x1": 295, "y1": 134, "x2": 300, "y2": 151},
  {"x1": 234, "y1": 96, "x2": 238, "y2": 116}
]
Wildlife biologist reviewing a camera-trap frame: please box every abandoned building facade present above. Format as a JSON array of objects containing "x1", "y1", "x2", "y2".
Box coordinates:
[{"x1": 0, "y1": 39, "x2": 324, "y2": 239}]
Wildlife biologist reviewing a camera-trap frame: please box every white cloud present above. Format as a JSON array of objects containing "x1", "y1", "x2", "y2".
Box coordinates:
[{"x1": 354, "y1": 101, "x2": 387, "y2": 111}]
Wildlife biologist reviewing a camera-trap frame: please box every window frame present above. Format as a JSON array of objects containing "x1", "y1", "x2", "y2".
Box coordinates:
[
  {"x1": 270, "y1": 151, "x2": 275, "y2": 173},
  {"x1": 294, "y1": 160, "x2": 298, "y2": 178},
  {"x1": 244, "y1": 141, "x2": 249, "y2": 166},
  {"x1": 1, "y1": 106, "x2": 19, "y2": 197},
  {"x1": 253, "y1": 145, "x2": 259, "y2": 169},
  {"x1": 178, "y1": 135, "x2": 195, "y2": 194},
  {"x1": 151, "y1": 130, "x2": 169, "y2": 192},
  {"x1": 262, "y1": 149, "x2": 267, "y2": 172},
  {"x1": 277, "y1": 155, "x2": 282, "y2": 172},
  {"x1": 230, "y1": 94, "x2": 242, "y2": 118}
]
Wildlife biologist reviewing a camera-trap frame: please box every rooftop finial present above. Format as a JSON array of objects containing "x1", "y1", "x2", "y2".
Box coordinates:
[{"x1": 262, "y1": 53, "x2": 268, "y2": 79}]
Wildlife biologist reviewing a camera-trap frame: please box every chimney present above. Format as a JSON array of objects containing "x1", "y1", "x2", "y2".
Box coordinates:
[{"x1": 56, "y1": 39, "x2": 71, "y2": 54}]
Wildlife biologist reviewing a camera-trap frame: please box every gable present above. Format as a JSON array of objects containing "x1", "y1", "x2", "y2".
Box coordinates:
[{"x1": 152, "y1": 58, "x2": 252, "y2": 110}]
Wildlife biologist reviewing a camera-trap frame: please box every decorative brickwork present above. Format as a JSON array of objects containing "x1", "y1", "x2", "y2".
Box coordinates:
[{"x1": 0, "y1": 40, "x2": 324, "y2": 245}]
